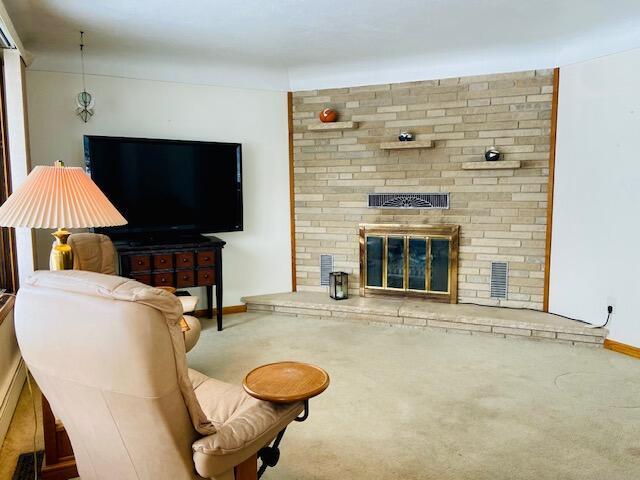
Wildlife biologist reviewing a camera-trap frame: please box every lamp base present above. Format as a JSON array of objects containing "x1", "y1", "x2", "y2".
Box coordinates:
[{"x1": 50, "y1": 228, "x2": 73, "y2": 270}]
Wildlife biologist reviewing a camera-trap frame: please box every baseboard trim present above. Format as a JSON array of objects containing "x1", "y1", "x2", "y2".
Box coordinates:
[
  {"x1": 0, "y1": 358, "x2": 26, "y2": 447},
  {"x1": 193, "y1": 304, "x2": 247, "y2": 318},
  {"x1": 604, "y1": 339, "x2": 640, "y2": 359}
]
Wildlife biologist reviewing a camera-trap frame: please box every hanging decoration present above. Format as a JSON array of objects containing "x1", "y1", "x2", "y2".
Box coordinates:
[{"x1": 76, "y1": 31, "x2": 94, "y2": 122}]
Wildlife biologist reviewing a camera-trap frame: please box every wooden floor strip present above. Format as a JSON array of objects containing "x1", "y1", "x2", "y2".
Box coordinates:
[{"x1": 604, "y1": 339, "x2": 640, "y2": 359}]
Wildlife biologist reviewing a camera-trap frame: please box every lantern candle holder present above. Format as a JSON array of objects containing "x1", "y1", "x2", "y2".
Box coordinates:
[{"x1": 329, "y1": 271, "x2": 349, "y2": 300}]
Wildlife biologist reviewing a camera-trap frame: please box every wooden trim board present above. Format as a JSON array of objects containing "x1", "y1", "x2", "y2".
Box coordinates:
[
  {"x1": 604, "y1": 339, "x2": 640, "y2": 360},
  {"x1": 287, "y1": 92, "x2": 297, "y2": 292},
  {"x1": 194, "y1": 304, "x2": 247, "y2": 318},
  {"x1": 543, "y1": 67, "x2": 560, "y2": 312}
]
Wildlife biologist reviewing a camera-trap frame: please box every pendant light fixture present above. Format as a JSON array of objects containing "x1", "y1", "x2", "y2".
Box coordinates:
[{"x1": 76, "y1": 31, "x2": 94, "y2": 122}]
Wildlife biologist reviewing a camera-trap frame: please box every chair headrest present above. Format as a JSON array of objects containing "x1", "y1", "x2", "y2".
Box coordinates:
[{"x1": 24, "y1": 270, "x2": 182, "y2": 325}]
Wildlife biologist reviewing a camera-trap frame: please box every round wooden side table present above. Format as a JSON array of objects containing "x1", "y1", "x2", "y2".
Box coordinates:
[
  {"x1": 242, "y1": 361, "x2": 329, "y2": 478},
  {"x1": 243, "y1": 361, "x2": 329, "y2": 404}
]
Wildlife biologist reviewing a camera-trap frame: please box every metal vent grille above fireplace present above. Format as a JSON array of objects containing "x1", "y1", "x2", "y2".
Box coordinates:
[
  {"x1": 368, "y1": 193, "x2": 449, "y2": 209},
  {"x1": 490, "y1": 262, "x2": 508, "y2": 299}
]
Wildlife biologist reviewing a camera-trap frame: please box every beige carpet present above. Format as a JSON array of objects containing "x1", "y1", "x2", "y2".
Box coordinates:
[
  {"x1": 0, "y1": 382, "x2": 44, "y2": 480},
  {"x1": 2, "y1": 312, "x2": 639, "y2": 479},
  {"x1": 188, "y1": 312, "x2": 640, "y2": 480}
]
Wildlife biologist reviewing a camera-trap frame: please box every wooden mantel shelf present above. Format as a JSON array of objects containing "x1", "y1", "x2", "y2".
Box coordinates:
[
  {"x1": 307, "y1": 121, "x2": 358, "y2": 131},
  {"x1": 380, "y1": 140, "x2": 434, "y2": 150},
  {"x1": 462, "y1": 160, "x2": 521, "y2": 170}
]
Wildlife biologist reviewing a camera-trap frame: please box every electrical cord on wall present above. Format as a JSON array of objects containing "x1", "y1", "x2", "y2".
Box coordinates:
[
  {"x1": 25, "y1": 368, "x2": 39, "y2": 480},
  {"x1": 457, "y1": 301, "x2": 613, "y2": 329}
]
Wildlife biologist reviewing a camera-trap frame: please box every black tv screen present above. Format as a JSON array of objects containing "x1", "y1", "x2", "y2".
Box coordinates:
[{"x1": 84, "y1": 136, "x2": 242, "y2": 236}]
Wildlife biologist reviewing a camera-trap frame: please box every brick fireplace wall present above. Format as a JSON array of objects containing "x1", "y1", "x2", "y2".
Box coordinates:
[{"x1": 291, "y1": 69, "x2": 553, "y2": 309}]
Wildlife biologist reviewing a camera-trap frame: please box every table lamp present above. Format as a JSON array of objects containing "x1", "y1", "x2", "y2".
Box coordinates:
[{"x1": 0, "y1": 161, "x2": 126, "y2": 270}]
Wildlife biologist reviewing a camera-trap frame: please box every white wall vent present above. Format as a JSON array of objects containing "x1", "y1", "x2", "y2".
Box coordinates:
[
  {"x1": 320, "y1": 254, "x2": 334, "y2": 286},
  {"x1": 368, "y1": 193, "x2": 449, "y2": 209},
  {"x1": 490, "y1": 261, "x2": 508, "y2": 299}
]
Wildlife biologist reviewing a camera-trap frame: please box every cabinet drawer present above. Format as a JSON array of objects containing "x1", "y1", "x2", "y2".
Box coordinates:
[
  {"x1": 153, "y1": 272, "x2": 174, "y2": 287},
  {"x1": 175, "y1": 252, "x2": 195, "y2": 268},
  {"x1": 130, "y1": 255, "x2": 151, "y2": 272},
  {"x1": 176, "y1": 270, "x2": 195, "y2": 288},
  {"x1": 153, "y1": 253, "x2": 174, "y2": 270},
  {"x1": 197, "y1": 268, "x2": 215, "y2": 286},
  {"x1": 131, "y1": 273, "x2": 151, "y2": 285},
  {"x1": 197, "y1": 250, "x2": 215, "y2": 266}
]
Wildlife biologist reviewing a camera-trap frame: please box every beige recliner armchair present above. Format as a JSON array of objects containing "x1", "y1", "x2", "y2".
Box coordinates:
[
  {"x1": 15, "y1": 270, "x2": 304, "y2": 480},
  {"x1": 67, "y1": 232, "x2": 118, "y2": 274}
]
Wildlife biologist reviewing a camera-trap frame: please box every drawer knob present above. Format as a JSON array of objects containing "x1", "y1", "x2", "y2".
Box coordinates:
[
  {"x1": 183, "y1": 258, "x2": 188, "y2": 262},
  {"x1": 160, "y1": 259, "x2": 165, "y2": 263},
  {"x1": 203, "y1": 274, "x2": 209, "y2": 279},
  {"x1": 183, "y1": 275, "x2": 189, "y2": 280},
  {"x1": 137, "y1": 260, "x2": 143, "y2": 265},
  {"x1": 204, "y1": 257, "x2": 209, "y2": 261},
  {"x1": 161, "y1": 277, "x2": 166, "y2": 282}
]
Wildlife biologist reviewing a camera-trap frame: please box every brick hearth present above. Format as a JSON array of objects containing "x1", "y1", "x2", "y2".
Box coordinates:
[{"x1": 242, "y1": 292, "x2": 607, "y2": 346}]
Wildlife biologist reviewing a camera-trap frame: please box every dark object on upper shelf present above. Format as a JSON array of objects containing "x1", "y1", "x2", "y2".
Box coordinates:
[
  {"x1": 84, "y1": 135, "x2": 243, "y2": 236},
  {"x1": 329, "y1": 271, "x2": 349, "y2": 300},
  {"x1": 115, "y1": 234, "x2": 226, "y2": 331},
  {"x1": 485, "y1": 147, "x2": 501, "y2": 161},
  {"x1": 398, "y1": 132, "x2": 413, "y2": 141}
]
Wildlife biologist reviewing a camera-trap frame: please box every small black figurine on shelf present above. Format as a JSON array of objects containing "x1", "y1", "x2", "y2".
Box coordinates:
[
  {"x1": 329, "y1": 272, "x2": 349, "y2": 300},
  {"x1": 398, "y1": 131, "x2": 414, "y2": 141}
]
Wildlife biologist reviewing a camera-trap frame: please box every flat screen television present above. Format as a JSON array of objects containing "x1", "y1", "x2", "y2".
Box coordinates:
[{"x1": 84, "y1": 135, "x2": 242, "y2": 238}]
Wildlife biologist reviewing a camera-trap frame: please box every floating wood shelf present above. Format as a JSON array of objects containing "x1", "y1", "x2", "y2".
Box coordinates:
[
  {"x1": 462, "y1": 160, "x2": 521, "y2": 170},
  {"x1": 379, "y1": 140, "x2": 434, "y2": 150},
  {"x1": 307, "y1": 121, "x2": 358, "y2": 131}
]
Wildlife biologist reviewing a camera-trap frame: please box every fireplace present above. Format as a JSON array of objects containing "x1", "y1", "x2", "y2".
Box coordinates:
[{"x1": 359, "y1": 224, "x2": 459, "y2": 303}]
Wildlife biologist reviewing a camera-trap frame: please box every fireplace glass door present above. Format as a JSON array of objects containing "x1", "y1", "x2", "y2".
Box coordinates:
[
  {"x1": 408, "y1": 238, "x2": 427, "y2": 290},
  {"x1": 430, "y1": 238, "x2": 450, "y2": 292},
  {"x1": 386, "y1": 237, "x2": 405, "y2": 289},
  {"x1": 365, "y1": 236, "x2": 383, "y2": 287},
  {"x1": 360, "y1": 224, "x2": 459, "y2": 303}
]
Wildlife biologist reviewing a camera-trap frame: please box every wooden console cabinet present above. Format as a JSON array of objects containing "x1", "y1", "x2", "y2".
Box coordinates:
[{"x1": 115, "y1": 235, "x2": 226, "y2": 331}]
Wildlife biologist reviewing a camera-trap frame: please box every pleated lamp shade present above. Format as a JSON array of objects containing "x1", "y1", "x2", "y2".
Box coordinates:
[{"x1": 0, "y1": 164, "x2": 127, "y2": 228}]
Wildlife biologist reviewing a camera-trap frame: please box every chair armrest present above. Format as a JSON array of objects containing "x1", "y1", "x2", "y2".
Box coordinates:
[{"x1": 192, "y1": 401, "x2": 303, "y2": 479}]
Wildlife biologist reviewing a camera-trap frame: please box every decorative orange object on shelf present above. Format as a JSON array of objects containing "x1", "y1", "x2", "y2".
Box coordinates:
[{"x1": 319, "y1": 108, "x2": 337, "y2": 123}]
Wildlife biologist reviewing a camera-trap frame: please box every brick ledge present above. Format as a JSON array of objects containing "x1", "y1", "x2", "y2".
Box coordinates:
[{"x1": 242, "y1": 292, "x2": 607, "y2": 346}]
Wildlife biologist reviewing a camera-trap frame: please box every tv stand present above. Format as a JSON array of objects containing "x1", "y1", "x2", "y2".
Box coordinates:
[{"x1": 114, "y1": 235, "x2": 226, "y2": 330}]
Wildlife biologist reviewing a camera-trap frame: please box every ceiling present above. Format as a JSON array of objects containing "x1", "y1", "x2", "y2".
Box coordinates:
[{"x1": 5, "y1": 0, "x2": 640, "y2": 90}]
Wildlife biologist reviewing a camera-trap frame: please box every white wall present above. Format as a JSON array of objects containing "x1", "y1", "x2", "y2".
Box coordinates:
[
  {"x1": 550, "y1": 48, "x2": 640, "y2": 346},
  {"x1": 25, "y1": 70, "x2": 292, "y2": 307}
]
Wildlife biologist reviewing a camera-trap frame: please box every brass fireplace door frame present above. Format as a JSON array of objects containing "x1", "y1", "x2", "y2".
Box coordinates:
[{"x1": 358, "y1": 224, "x2": 459, "y2": 303}]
